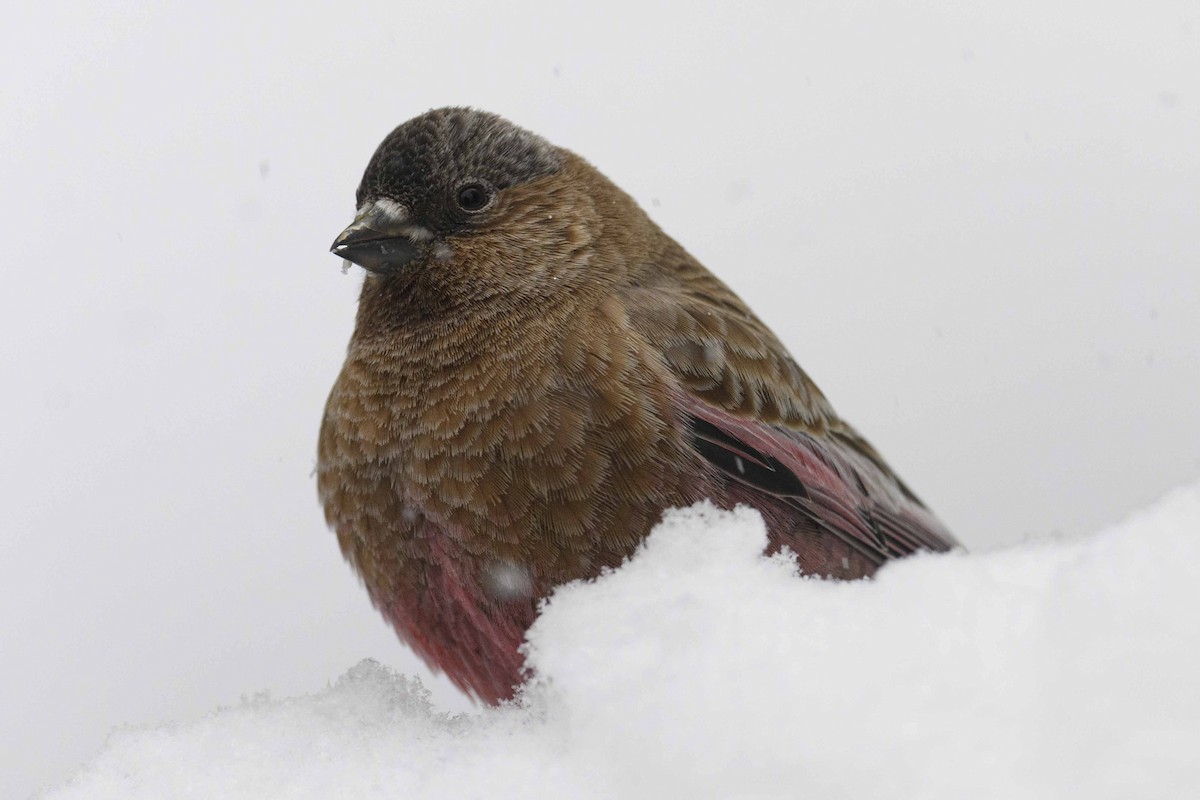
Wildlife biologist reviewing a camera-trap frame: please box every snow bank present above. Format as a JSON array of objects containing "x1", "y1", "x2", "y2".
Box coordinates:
[{"x1": 44, "y1": 486, "x2": 1200, "y2": 799}]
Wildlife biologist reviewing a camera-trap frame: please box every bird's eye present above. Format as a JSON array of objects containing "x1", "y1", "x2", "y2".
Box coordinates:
[{"x1": 456, "y1": 183, "x2": 491, "y2": 212}]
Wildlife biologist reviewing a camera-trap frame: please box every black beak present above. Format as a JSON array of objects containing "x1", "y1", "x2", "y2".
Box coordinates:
[
  {"x1": 331, "y1": 228, "x2": 420, "y2": 274},
  {"x1": 331, "y1": 203, "x2": 423, "y2": 273}
]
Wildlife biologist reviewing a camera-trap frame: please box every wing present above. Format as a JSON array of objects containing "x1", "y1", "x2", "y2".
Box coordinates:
[
  {"x1": 684, "y1": 397, "x2": 957, "y2": 564},
  {"x1": 622, "y1": 246, "x2": 959, "y2": 563}
]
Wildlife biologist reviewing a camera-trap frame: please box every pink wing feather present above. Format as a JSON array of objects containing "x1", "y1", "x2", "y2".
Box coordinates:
[{"x1": 681, "y1": 391, "x2": 958, "y2": 571}]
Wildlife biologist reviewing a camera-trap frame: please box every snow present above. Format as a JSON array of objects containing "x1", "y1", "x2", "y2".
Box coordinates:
[{"x1": 45, "y1": 485, "x2": 1200, "y2": 799}]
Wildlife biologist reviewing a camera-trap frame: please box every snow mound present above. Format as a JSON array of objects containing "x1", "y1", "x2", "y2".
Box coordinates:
[{"x1": 45, "y1": 486, "x2": 1200, "y2": 799}]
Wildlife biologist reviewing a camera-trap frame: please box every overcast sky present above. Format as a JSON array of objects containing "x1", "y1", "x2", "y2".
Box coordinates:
[{"x1": 3, "y1": 2, "x2": 1198, "y2": 797}]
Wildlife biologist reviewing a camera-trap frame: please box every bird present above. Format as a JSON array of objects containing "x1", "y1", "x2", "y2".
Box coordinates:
[{"x1": 318, "y1": 107, "x2": 958, "y2": 704}]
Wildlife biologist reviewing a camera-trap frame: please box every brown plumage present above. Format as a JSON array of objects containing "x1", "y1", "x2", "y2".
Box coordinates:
[{"x1": 318, "y1": 107, "x2": 958, "y2": 704}]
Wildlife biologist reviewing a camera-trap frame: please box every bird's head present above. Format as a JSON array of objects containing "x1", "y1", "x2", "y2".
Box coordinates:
[{"x1": 332, "y1": 108, "x2": 656, "y2": 305}]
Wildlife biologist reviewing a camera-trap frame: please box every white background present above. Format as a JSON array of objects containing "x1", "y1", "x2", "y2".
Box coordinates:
[{"x1": 2, "y1": 2, "x2": 1197, "y2": 797}]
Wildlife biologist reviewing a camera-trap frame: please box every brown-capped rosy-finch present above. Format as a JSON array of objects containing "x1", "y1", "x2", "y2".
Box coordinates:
[{"x1": 319, "y1": 107, "x2": 958, "y2": 704}]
